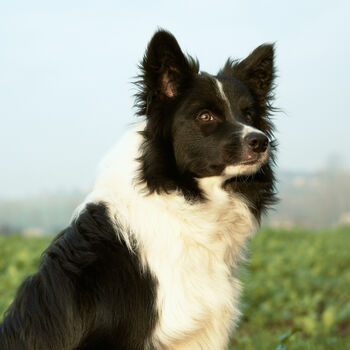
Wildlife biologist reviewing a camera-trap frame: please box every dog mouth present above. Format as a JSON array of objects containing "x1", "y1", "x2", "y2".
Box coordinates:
[
  {"x1": 223, "y1": 151, "x2": 269, "y2": 177},
  {"x1": 238, "y1": 152, "x2": 262, "y2": 166},
  {"x1": 239, "y1": 158, "x2": 259, "y2": 166}
]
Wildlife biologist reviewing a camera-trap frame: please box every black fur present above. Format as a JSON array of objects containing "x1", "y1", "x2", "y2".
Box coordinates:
[
  {"x1": 135, "y1": 30, "x2": 201, "y2": 199},
  {"x1": 0, "y1": 203, "x2": 158, "y2": 350}
]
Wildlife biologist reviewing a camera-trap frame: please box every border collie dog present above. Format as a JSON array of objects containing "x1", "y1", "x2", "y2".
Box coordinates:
[{"x1": 0, "y1": 30, "x2": 277, "y2": 350}]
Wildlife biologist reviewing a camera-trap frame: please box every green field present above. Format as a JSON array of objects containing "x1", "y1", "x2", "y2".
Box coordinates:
[{"x1": 1, "y1": 228, "x2": 350, "y2": 349}]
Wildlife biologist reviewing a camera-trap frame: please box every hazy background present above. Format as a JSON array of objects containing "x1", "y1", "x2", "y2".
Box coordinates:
[{"x1": 1, "y1": 0, "x2": 350, "y2": 231}]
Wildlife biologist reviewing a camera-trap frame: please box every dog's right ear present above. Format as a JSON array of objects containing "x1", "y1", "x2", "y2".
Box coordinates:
[{"x1": 135, "y1": 30, "x2": 198, "y2": 117}]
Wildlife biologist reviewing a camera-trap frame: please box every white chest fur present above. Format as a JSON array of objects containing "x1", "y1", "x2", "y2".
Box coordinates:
[
  {"x1": 143, "y1": 184, "x2": 256, "y2": 350},
  {"x1": 85, "y1": 123, "x2": 258, "y2": 349}
]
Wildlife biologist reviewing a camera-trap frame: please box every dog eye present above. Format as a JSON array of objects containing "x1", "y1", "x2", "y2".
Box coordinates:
[
  {"x1": 197, "y1": 112, "x2": 214, "y2": 122},
  {"x1": 246, "y1": 114, "x2": 253, "y2": 124}
]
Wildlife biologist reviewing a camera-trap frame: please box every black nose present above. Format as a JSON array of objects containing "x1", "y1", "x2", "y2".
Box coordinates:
[{"x1": 244, "y1": 132, "x2": 269, "y2": 153}]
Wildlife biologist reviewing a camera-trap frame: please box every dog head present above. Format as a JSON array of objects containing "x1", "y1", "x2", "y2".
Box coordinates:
[{"x1": 136, "y1": 30, "x2": 276, "y2": 201}]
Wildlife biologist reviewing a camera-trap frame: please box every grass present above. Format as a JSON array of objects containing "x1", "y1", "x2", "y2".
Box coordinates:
[
  {"x1": 1, "y1": 227, "x2": 350, "y2": 349},
  {"x1": 231, "y1": 226, "x2": 350, "y2": 349}
]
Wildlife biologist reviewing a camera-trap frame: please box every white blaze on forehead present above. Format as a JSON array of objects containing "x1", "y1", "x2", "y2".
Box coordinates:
[
  {"x1": 215, "y1": 77, "x2": 268, "y2": 140},
  {"x1": 215, "y1": 78, "x2": 230, "y2": 108}
]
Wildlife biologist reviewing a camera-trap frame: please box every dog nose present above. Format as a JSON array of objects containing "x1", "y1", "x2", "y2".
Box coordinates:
[{"x1": 244, "y1": 132, "x2": 269, "y2": 153}]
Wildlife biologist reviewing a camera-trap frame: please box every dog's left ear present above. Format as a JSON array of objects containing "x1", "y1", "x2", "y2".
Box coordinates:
[
  {"x1": 221, "y1": 44, "x2": 275, "y2": 104},
  {"x1": 136, "y1": 29, "x2": 198, "y2": 116}
]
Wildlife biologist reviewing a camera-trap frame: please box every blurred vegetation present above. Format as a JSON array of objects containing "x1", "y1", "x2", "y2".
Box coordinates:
[
  {"x1": 0, "y1": 235, "x2": 52, "y2": 314},
  {"x1": 0, "y1": 228, "x2": 350, "y2": 349},
  {"x1": 231, "y1": 227, "x2": 350, "y2": 349}
]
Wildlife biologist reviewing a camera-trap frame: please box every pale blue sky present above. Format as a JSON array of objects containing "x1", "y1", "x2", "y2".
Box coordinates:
[{"x1": 1, "y1": 0, "x2": 349, "y2": 198}]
